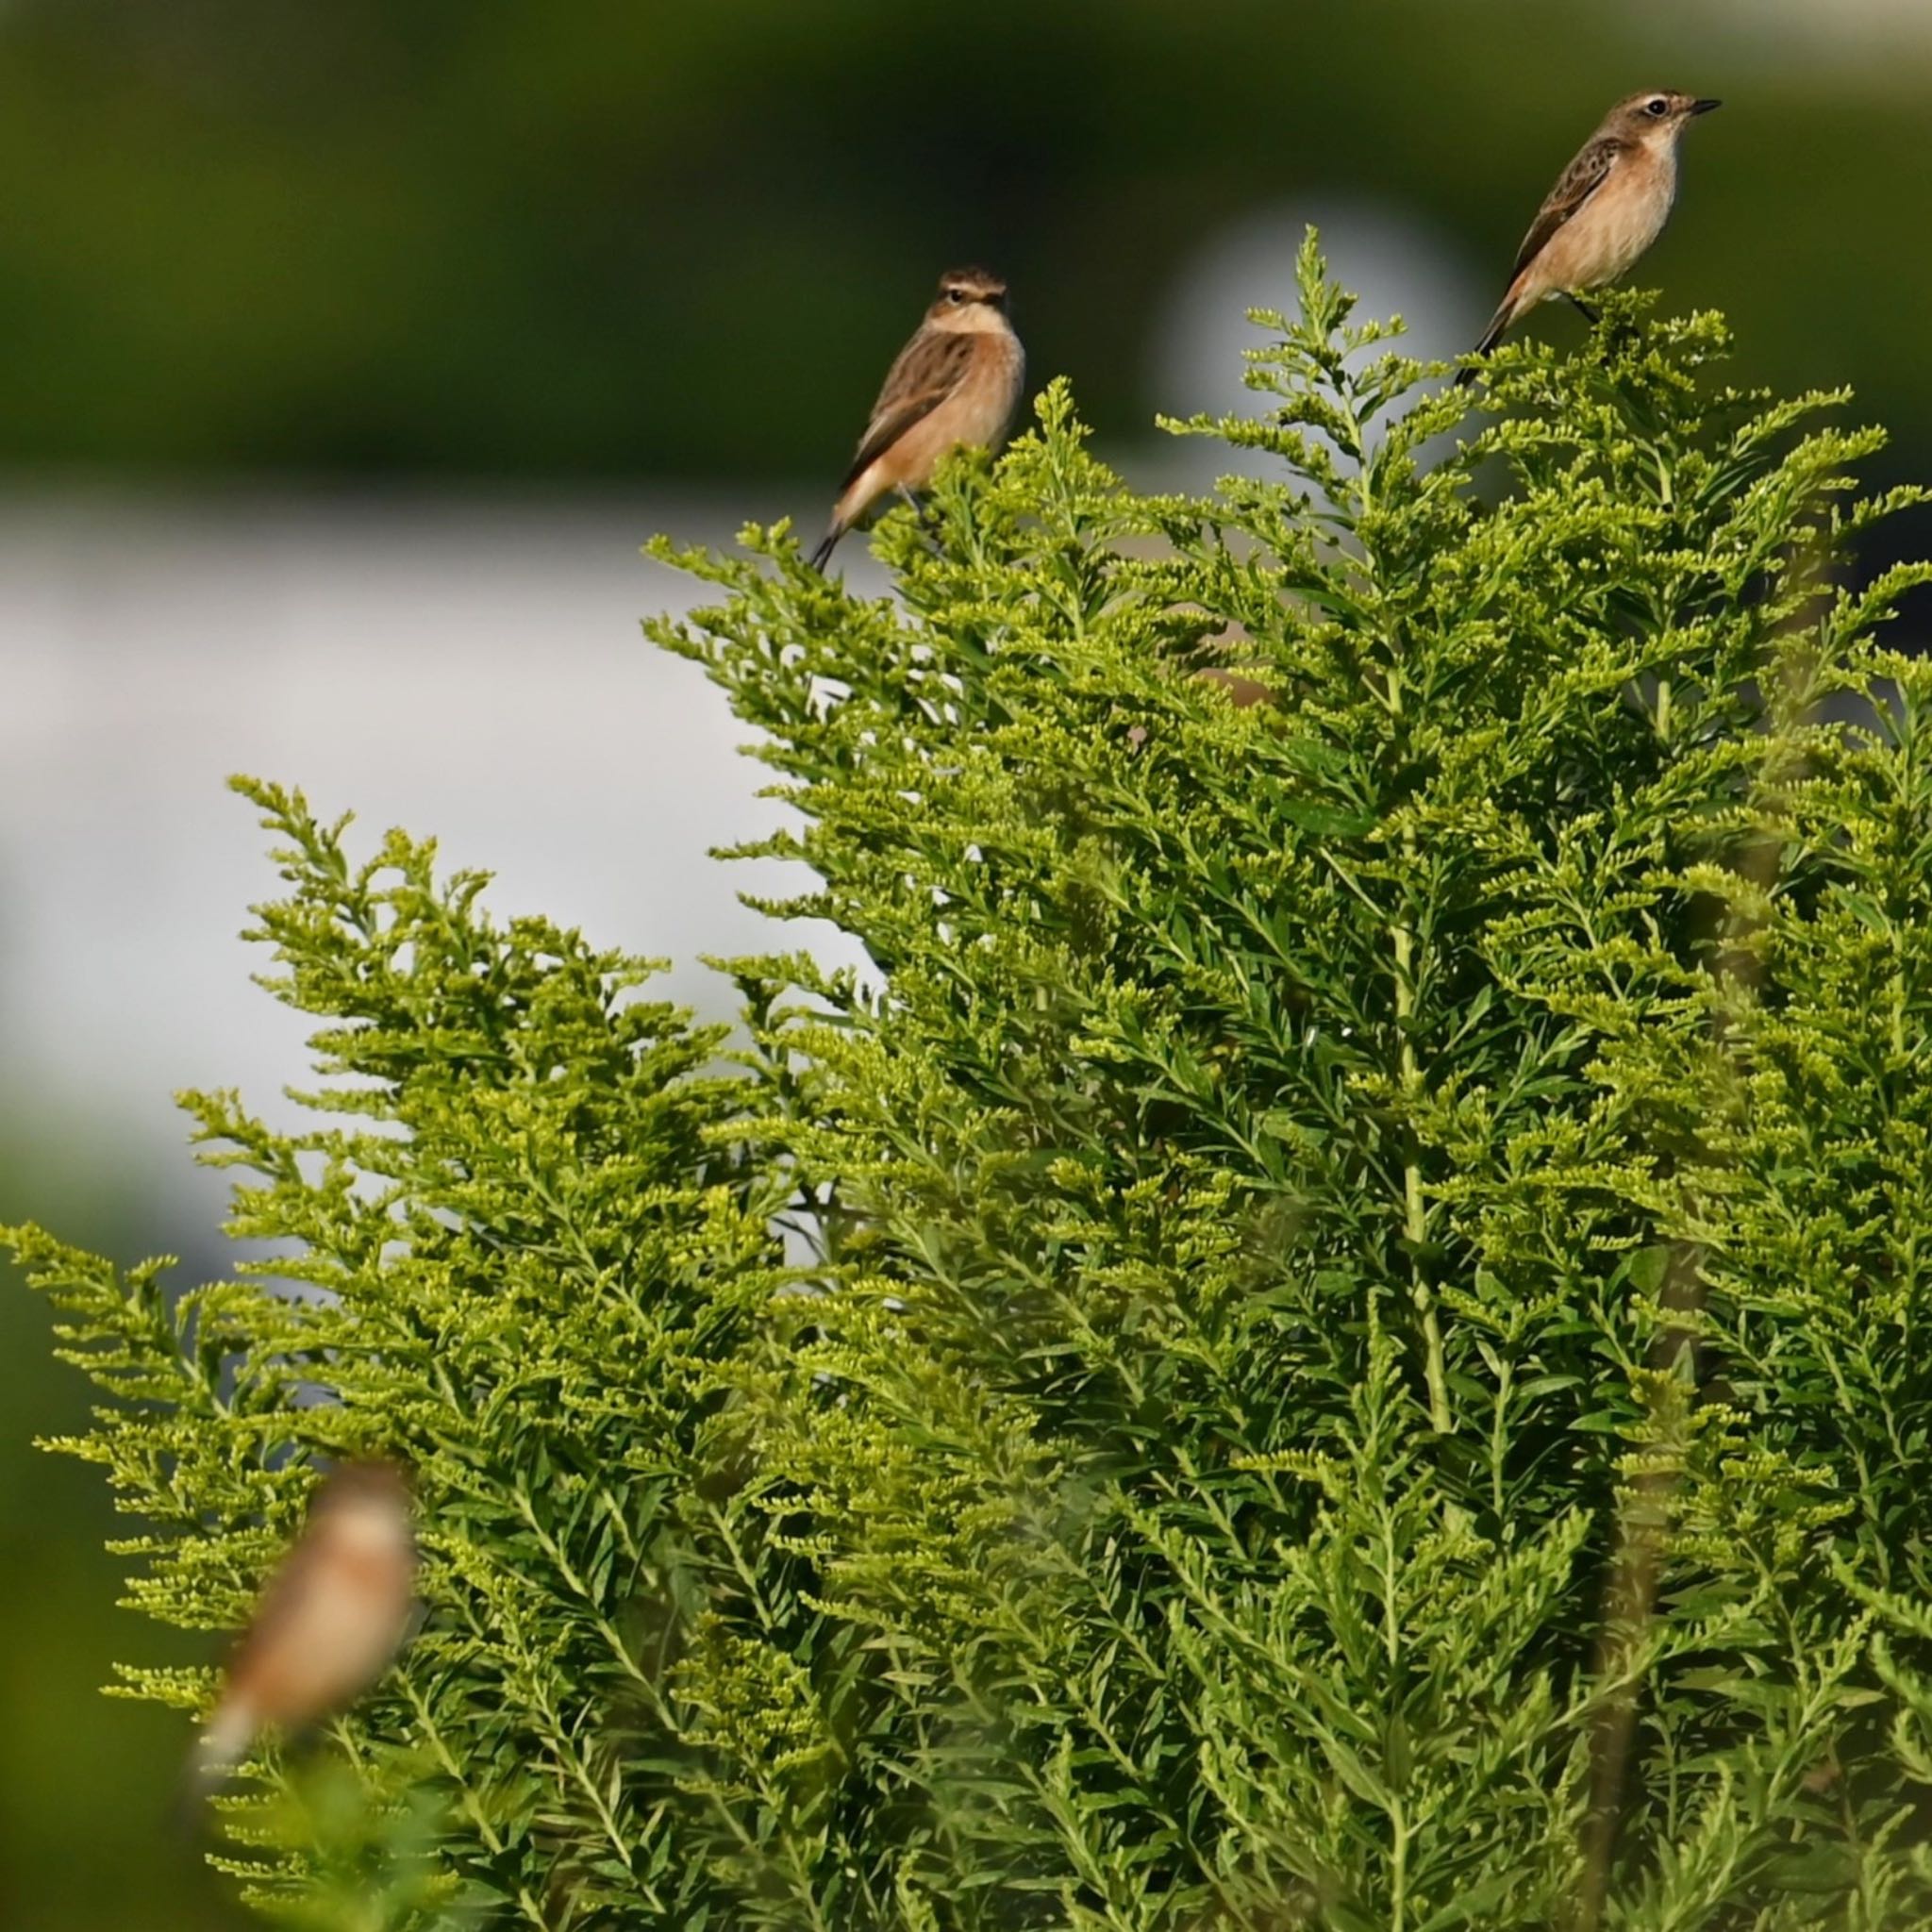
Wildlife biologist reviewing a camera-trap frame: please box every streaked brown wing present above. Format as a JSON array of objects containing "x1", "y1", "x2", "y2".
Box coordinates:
[
  {"x1": 1510, "y1": 135, "x2": 1624, "y2": 279},
  {"x1": 840, "y1": 328, "x2": 976, "y2": 492}
]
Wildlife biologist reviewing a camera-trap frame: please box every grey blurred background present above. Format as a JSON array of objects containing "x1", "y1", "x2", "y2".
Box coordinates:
[{"x1": 6, "y1": 2, "x2": 1931, "y2": 1923}]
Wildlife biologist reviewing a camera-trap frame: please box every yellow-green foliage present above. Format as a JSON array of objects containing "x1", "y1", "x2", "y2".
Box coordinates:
[{"x1": 13, "y1": 239, "x2": 1932, "y2": 1927}]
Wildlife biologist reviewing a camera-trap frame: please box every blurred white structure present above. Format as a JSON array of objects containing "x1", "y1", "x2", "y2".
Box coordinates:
[
  {"x1": 0, "y1": 491, "x2": 870, "y2": 1237},
  {"x1": 1675, "y1": 0, "x2": 1932, "y2": 54},
  {"x1": 1146, "y1": 196, "x2": 1483, "y2": 491}
]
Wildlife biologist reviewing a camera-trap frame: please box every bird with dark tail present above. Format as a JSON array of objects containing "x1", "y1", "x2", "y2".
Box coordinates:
[
  {"x1": 178, "y1": 1460, "x2": 417, "y2": 1824},
  {"x1": 810, "y1": 267, "x2": 1024, "y2": 571},
  {"x1": 1457, "y1": 89, "x2": 1720, "y2": 388}
]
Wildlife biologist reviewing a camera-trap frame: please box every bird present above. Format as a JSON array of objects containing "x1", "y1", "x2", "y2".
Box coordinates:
[
  {"x1": 809, "y1": 266, "x2": 1025, "y2": 571},
  {"x1": 1456, "y1": 90, "x2": 1721, "y2": 387},
  {"x1": 182, "y1": 1459, "x2": 417, "y2": 1814}
]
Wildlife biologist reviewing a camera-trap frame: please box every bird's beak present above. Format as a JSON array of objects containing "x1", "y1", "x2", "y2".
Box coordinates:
[{"x1": 1690, "y1": 97, "x2": 1722, "y2": 115}]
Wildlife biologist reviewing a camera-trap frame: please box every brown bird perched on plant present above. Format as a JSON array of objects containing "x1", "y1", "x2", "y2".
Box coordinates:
[
  {"x1": 1457, "y1": 89, "x2": 1721, "y2": 386},
  {"x1": 182, "y1": 1459, "x2": 417, "y2": 1812},
  {"x1": 810, "y1": 266, "x2": 1024, "y2": 571}
]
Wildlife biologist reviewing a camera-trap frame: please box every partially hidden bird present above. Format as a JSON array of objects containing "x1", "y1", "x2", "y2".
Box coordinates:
[
  {"x1": 183, "y1": 1459, "x2": 417, "y2": 1815},
  {"x1": 1457, "y1": 89, "x2": 1721, "y2": 387},
  {"x1": 810, "y1": 266, "x2": 1024, "y2": 571}
]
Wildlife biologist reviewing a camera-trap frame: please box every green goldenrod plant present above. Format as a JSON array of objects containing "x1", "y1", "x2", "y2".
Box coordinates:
[{"x1": 12, "y1": 235, "x2": 1932, "y2": 1927}]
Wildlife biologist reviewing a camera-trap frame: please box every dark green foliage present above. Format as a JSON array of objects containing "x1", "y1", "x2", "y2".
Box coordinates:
[
  {"x1": 14, "y1": 7, "x2": 1932, "y2": 487},
  {"x1": 14, "y1": 238, "x2": 1932, "y2": 1926}
]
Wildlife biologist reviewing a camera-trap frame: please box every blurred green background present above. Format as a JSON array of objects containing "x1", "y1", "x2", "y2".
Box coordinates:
[
  {"x1": 7, "y1": 0, "x2": 1932, "y2": 486},
  {"x1": 8, "y1": 2, "x2": 1932, "y2": 1924}
]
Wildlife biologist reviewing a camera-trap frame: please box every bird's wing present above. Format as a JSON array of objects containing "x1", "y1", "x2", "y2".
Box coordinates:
[
  {"x1": 840, "y1": 328, "x2": 977, "y2": 492},
  {"x1": 221, "y1": 1536, "x2": 330, "y2": 1693},
  {"x1": 1510, "y1": 136, "x2": 1625, "y2": 279}
]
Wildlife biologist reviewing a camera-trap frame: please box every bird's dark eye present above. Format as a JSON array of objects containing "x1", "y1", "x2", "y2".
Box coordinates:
[
  {"x1": 947, "y1": 288, "x2": 967, "y2": 304},
  {"x1": 1645, "y1": 96, "x2": 1669, "y2": 116}
]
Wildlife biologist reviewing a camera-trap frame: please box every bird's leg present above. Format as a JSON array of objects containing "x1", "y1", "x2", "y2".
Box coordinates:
[
  {"x1": 1575, "y1": 289, "x2": 1642, "y2": 360},
  {"x1": 1566, "y1": 291, "x2": 1601, "y2": 325},
  {"x1": 896, "y1": 484, "x2": 944, "y2": 541}
]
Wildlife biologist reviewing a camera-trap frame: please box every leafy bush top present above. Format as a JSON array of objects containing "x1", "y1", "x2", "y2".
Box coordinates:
[{"x1": 13, "y1": 238, "x2": 1932, "y2": 1929}]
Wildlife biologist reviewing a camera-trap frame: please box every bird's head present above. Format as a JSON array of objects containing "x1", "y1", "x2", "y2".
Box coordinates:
[
  {"x1": 1608, "y1": 90, "x2": 1722, "y2": 144},
  {"x1": 925, "y1": 267, "x2": 1011, "y2": 331},
  {"x1": 308, "y1": 1457, "x2": 415, "y2": 1556}
]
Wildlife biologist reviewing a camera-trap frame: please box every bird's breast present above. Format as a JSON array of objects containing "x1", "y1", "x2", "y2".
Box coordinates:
[
  {"x1": 1540, "y1": 151, "x2": 1678, "y2": 295},
  {"x1": 948, "y1": 335, "x2": 1025, "y2": 445},
  {"x1": 891, "y1": 338, "x2": 1024, "y2": 488}
]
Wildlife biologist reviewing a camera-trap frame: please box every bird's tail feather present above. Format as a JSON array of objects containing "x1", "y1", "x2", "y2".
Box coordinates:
[
  {"x1": 1454, "y1": 295, "x2": 1519, "y2": 390},
  {"x1": 171, "y1": 1703, "x2": 254, "y2": 1834}
]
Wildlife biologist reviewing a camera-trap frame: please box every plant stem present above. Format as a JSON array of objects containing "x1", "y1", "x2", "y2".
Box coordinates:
[{"x1": 1387, "y1": 661, "x2": 1452, "y2": 1434}]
